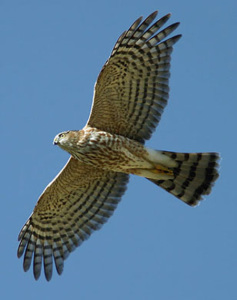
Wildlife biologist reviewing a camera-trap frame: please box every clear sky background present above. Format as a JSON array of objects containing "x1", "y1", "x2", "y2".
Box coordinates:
[{"x1": 1, "y1": 0, "x2": 236, "y2": 299}]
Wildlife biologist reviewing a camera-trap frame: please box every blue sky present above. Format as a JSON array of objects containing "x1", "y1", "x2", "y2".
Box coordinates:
[{"x1": 1, "y1": 0, "x2": 236, "y2": 299}]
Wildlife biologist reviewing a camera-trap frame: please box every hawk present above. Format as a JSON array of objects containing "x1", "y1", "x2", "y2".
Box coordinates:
[{"x1": 17, "y1": 11, "x2": 219, "y2": 281}]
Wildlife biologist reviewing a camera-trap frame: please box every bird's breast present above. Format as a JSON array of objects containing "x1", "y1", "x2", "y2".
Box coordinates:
[{"x1": 68, "y1": 128, "x2": 149, "y2": 172}]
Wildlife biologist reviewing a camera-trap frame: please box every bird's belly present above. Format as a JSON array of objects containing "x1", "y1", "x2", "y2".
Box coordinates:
[{"x1": 71, "y1": 132, "x2": 152, "y2": 173}]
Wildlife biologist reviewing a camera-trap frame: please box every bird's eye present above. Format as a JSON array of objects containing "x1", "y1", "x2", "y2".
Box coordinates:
[{"x1": 59, "y1": 133, "x2": 65, "y2": 138}]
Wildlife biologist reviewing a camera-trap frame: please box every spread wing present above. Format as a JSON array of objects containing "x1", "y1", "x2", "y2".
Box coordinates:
[
  {"x1": 87, "y1": 11, "x2": 181, "y2": 144},
  {"x1": 17, "y1": 157, "x2": 129, "y2": 281}
]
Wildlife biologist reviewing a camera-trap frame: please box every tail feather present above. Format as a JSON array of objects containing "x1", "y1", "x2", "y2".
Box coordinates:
[{"x1": 147, "y1": 151, "x2": 220, "y2": 206}]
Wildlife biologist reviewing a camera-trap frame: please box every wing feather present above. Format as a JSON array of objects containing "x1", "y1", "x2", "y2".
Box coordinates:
[
  {"x1": 17, "y1": 157, "x2": 129, "y2": 281},
  {"x1": 87, "y1": 11, "x2": 181, "y2": 143}
]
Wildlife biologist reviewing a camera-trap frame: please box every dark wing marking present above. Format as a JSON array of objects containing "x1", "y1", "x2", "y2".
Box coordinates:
[
  {"x1": 18, "y1": 157, "x2": 129, "y2": 280},
  {"x1": 87, "y1": 11, "x2": 181, "y2": 143}
]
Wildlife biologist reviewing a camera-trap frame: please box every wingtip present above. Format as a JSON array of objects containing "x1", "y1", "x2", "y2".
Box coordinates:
[
  {"x1": 151, "y1": 10, "x2": 158, "y2": 17},
  {"x1": 175, "y1": 34, "x2": 182, "y2": 40},
  {"x1": 45, "y1": 272, "x2": 53, "y2": 282}
]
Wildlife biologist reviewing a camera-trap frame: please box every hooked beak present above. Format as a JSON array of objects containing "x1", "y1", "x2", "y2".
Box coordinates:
[{"x1": 53, "y1": 136, "x2": 59, "y2": 145}]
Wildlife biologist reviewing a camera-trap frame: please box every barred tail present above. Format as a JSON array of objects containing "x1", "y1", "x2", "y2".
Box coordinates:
[{"x1": 147, "y1": 151, "x2": 220, "y2": 206}]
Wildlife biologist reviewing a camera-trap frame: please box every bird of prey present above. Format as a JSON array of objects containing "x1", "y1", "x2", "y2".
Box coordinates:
[{"x1": 17, "y1": 11, "x2": 220, "y2": 281}]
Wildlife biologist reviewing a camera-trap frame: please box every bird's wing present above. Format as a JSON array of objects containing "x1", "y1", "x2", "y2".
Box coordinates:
[
  {"x1": 17, "y1": 157, "x2": 129, "y2": 281},
  {"x1": 87, "y1": 11, "x2": 181, "y2": 144}
]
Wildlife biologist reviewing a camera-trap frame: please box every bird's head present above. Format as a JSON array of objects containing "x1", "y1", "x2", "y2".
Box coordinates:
[{"x1": 53, "y1": 131, "x2": 75, "y2": 151}]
